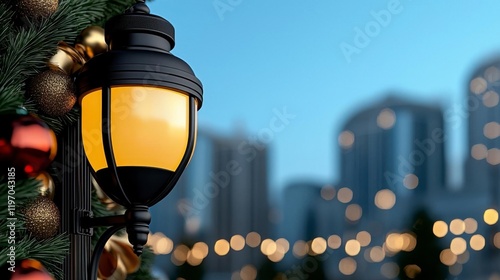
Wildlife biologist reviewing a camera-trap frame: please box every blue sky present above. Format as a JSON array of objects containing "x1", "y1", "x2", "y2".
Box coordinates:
[{"x1": 150, "y1": 0, "x2": 500, "y2": 190}]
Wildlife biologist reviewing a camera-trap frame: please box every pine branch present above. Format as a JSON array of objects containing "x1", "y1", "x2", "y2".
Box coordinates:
[
  {"x1": 0, "y1": 177, "x2": 41, "y2": 219},
  {"x1": 0, "y1": 0, "x2": 107, "y2": 127},
  {"x1": 0, "y1": 232, "x2": 69, "y2": 280},
  {"x1": 0, "y1": 83, "x2": 23, "y2": 113},
  {"x1": 98, "y1": 0, "x2": 137, "y2": 26},
  {"x1": 0, "y1": 0, "x2": 106, "y2": 83},
  {"x1": 0, "y1": 2, "x2": 14, "y2": 51},
  {"x1": 23, "y1": 99, "x2": 80, "y2": 134}
]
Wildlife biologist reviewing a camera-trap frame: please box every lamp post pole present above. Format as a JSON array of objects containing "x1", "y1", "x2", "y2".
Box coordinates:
[{"x1": 58, "y1": 120, "x2": 92, "y2": 280}]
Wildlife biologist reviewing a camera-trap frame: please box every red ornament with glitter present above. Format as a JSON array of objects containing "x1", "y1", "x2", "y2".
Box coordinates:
[{"x1": 0, "y1": 114, "x2": 57, "y2": 177}]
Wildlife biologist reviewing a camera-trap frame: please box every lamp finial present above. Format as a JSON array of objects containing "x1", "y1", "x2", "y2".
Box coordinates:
[{"x1": 126, "y1": 0, "x2": 150, "y2": 14}]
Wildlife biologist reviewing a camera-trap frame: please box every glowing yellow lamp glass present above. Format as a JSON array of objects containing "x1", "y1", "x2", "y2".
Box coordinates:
[{"x1": 81, "y1": 86, "x2": 192, "y2": 174}]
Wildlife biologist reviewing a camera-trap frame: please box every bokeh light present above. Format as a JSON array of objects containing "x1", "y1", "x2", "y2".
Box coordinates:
[
  {"x1": 214, "y1": 239, "x2": 230, "y2": 256},
  {"x1": 403, "y1": 174, "x2": 419, "y2": 189},
  {"x1": 377, "y1": 108, "x2": 396, "y2": 129},
  {"x1": 320, "y1": 185, "x2": 336, "y2": 200},
  {"x1": 337, "y1": 187, "x2": 353, "y2": 203},
  {"x1": 375, "y1": 189, "x2": 396, "y2": 210},
  {"x1": 345, "y1": 239, "x2": 361, "y2": 256},
  {"x1": 328, "y1": 235, "x2": 342, "y2": 249},
  {"x1": 240, "y1": 265, "x2": 257, "y2": 280},
  {"x1": 483, "y1": 90, "x2": 500, "y2": 107},
  {"x1": 487, "y1": 148, "x2": 500, "y2": 165},
  {"x1": 450, "y1": 237, "x2": 467, "y2": 255},
  {"x1": 276, "y1": 238, "x2": 290, "y2": 254},
  {"x1": 464, "y1": 218, "x2": 478, "y2": 234},
  {"x1": 440, "y1": 249, "x2": 457, "y2": 266},
  {"x1": 356, "y1": 231, "x2": 371, "y2": 247},
  {"x1": 230, "y1": 235, "x2": 245, "y2": 251},
  {"x1": 369, "y1": 246, "x2": 385, "y2": 262},
  {"x1": 450, "y1": 219, "x2": 465, "y2": 235},
  {"x1": 484, "y1": 122, "x2": 500, "y2": 139},
  {"x1": 246, "y1": 232, "x2": 261, "y2": 248},
  {"x1": 311, "y1": 237, "x2": 327, "y2": 254},
  {"x1": 470, "y1": 234, "x2": 485, "y2": 251},
  {"x1": 339, "y1": 130, "x2": 355, "y2": 149},
  {"x1": 471, "y1": 144, "x2": 488, "y2": 160},
  {"x1": 484, "y1": 209, "x2": 499, "y2": 225},
  {"x1": 156, "y1": 236, "x2": 174, "y2": 255},
  {"x1": 293, "y1": 240, "x2": 308, "y2": 258},
  {"x1": 172, "y1": 244, "x2": 190, "y2": 265},
  {"x1": 345, "y1": 204, "x2": 362, "y2": 222},
  {"x1": 470, "y1": 77, "x2": 487, "y2": 94},
  {"x1": 403, "y1": 264, "x2": 421, "y2": 279},
  {"x1": 339, "y1": 257, "x2": 357, "y2": 275},
  {"x1": 385, "y1": 233, "x2": 403, "y2": 253},
  {"x1": 260, "y1": 239, "x2": 277, "y2": 256},
  {"x1": 433, "y1": 221, "x2": 448, "y2": 238},
  {"x1": 192, "y1": 242, "x2": 209, "y2": 259},
  {"x1": 494, "y1": 232, "x2": 500, "y2": 248}
]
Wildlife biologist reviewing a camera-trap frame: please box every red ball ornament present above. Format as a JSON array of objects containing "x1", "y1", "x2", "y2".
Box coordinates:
[
  {"x1": 0, "y1": 114, "x2": 57, "y2": 177},
  {"x1": 4, "y1": 259, "x2": 55, "y2": 280}
]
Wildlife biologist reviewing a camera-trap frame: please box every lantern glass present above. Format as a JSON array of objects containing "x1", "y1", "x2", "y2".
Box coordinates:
[{"x1": 81, "y1": 86, "x2": 195, "y2": 174}]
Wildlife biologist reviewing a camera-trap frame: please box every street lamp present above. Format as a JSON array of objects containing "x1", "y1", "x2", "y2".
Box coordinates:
[{"x1": 75, "y1": 0, "x2": 203, "y2": 278}]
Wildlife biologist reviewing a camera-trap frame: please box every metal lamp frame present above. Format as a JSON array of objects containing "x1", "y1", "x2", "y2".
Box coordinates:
[{"x1": 60, "y1": 1, "x2": 203, "y2": 279}]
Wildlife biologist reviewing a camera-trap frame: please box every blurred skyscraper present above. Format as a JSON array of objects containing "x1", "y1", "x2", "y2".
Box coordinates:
[
  {"x1": 464, "y1": 59, "x2": 500, "y2": 275},
  {"x1": 149, "y1": 129, "x2": 270, "y2": 278},
  {"x1": 205, "y1": 135, "x2": 270, "y2": 274},
  {"x1": 466, "y1": 59, "x2": 500, "y2": 201},
  {"x1": 149, "y1": 129, "x2": 218, "y2": 275},
  {"x1": 280, "y1": 181, "x2": 323, "y2": 247},
  {"x1": 338, "y1": 96, "x2": 446, "y2": 222}
]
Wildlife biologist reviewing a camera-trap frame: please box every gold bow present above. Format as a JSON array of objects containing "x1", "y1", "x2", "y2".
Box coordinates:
[{"x1": 98, "y1": 235, "x2": 141, "y2": 280}]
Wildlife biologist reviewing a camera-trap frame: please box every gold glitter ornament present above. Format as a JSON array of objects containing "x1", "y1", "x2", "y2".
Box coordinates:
[
  {"x1": 16, "y1": 0, "x2": 58, "y2": 20},
  {"x1": 26, "y1": 69, "x2": 76, "y2": 117},
  {"x1": 23, "y1": 197, "x2": 60, "y2": 239},
  {"x1": 75, "y1": 26, "x2": 108, "y2": 60}
]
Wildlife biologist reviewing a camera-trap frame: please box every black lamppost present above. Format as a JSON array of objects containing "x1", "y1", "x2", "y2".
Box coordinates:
[{"x1": 61, "y1": 1, "x2": 203, "y2": 279}]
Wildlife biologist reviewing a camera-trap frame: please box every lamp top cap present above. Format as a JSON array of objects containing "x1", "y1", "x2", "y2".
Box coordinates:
[{"x1": 104, "y1": 1, "x2": 175, "y2": 50}]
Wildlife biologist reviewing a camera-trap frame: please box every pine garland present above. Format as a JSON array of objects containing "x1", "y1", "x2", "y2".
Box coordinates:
[
  {"x1": 0, "y1": 231, "x2": 69, "y2": 280},
  {"x1": 0, "y1": 0, "x2": 135, "y2": 132},
  {"x1": 0, "y1": 0, "x2": 156, "y2": 279}
]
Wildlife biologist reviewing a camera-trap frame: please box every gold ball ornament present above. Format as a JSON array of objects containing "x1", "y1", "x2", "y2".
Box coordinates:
[
  {"x1": 75, "y1": 26, "x2": 108, "y2": 60},
  {"x1": 26, "y1": 69, "x2": 76, "y2": 117},
  {"x1": 23, "y1": 197, "x2": 60, "y2": 240},
  {"x1": 35, "y1": 172, "x2": 55, "y2": 200},
  {"x1": 16, "y1": 0, "x2": 59, "y2": 20}
]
